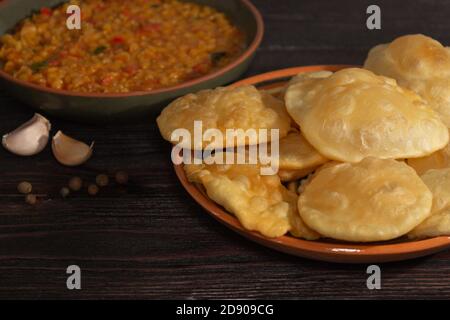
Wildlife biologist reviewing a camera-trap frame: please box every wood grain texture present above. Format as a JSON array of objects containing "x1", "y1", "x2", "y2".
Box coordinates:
[{"x1": 1, "y1": 0, "x2": 450, "y2": 299}]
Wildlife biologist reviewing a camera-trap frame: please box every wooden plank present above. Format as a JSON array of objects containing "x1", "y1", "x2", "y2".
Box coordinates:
[{"x1": 0, "y1": 0, "x2": 450, "y2": 299}]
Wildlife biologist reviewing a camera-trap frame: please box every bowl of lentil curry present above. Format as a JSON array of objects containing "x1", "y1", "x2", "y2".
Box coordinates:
[{"x1": 0, "y1": 0, "x2": 263, "y2": 122}]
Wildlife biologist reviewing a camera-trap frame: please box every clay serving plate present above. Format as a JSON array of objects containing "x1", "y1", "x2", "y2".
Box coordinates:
[
  {"x1": 0, "y1": 0, "x2": 263, "y2": 122},
  {"x1": 173, "y1": 65, "x2": 450, "y2": 263}
]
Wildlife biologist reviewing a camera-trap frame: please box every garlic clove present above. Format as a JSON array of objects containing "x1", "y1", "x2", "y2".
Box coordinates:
[
  {"x1": 52, "y1": 131, "x2": 94, "y2": 166},
  {"x1": 2, "y1": 113, "x2": 51, "y2": 156}
]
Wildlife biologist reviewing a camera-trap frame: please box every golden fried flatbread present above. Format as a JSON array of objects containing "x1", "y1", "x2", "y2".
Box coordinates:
[
  {"x1": 184, "y1": 152, "x2": 314, "y2": 239},
  {"x1": 283, "y1": 189, "x2": 320, "y2": 240},
  {"x1": 263, "y1": 71, "x2": 333, "y2": 103},
  {"x1": 299, "y1": 157, "x2": 433, "y2": 242},
  {"x1": 408, "y1": 168, "x2": 450, "y2": 239},
  {"x1": 407, "y1": 138, "x2": 450, "y2": 175},
  {"x1": 185, "y1": 160, "x2": 290, "y2": 238},
  {"x1": 296, "y1": 161, "x2": 341, "y2": 194},
  {"x1": 285, "y1": 68, "x2": 449, "y2": 162},
  {"x1": 157, "y1": 86, "x2": 291, "y2": 149},
  {"x1": 287, "y1": 70, "x2": 333, "y2": 86},
  {"x1": 364, "y1": 34, "x2": 450, "y2": 127},
  {"x1": 278, "y1": 132, "x2": 328, "y2": 170}
]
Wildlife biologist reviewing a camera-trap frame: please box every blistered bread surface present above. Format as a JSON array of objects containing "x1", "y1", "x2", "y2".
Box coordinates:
[
  {"x1": 409, "y1": 168, "x2": 450, "y2": 238},
  {"x1": 285, "y1": 68, "x2": 449, "y2": 162},
  {"x1": 278, "y1": 132, "x2": 328, "y2": 170},
  {"x1": 184, "y1": 152, "x2": 315, "y2": 239},
  {"x1": 299, "y1": 157, "x2": 432, "y2": 242},
  {"x1": 157, "y1": 86, "x2": 291, "y2": 149},
  {"x1": 364, "y1": 34, "x2": 450, "y2": 127}
]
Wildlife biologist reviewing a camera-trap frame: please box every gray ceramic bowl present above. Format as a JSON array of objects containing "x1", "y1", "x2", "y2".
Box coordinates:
[{"x1": 0, "y1": 0, "x2": 263, "y2": 122}]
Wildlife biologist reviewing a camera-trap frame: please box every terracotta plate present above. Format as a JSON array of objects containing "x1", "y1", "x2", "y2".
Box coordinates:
[{"x1": 173, "y1": 65, "x2": 450, "y2": 263}]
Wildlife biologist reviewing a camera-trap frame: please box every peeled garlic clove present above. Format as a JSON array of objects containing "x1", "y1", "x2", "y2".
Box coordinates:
[
  {"x1": 2, "y1": 113, "x2": 51, "y2": 156},
  {"x1": 52, "y1": 131, "x2": 94, "y2": 166}
]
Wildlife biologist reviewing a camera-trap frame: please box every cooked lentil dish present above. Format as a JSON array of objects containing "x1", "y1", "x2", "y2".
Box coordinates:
[{"x1": 0, "y1": 0, "x2": 245, "y2": 93}]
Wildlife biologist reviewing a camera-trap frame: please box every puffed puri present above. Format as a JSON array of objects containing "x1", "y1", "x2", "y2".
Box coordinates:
[
  {"x1": 298, "y1": 157, "x2": 433, "y2": 242},
  {"x1": 284, "y1": 68, "x2": 449, "y2": 163},
  {"x1": 407, "y1": 137, "x2": 450, "y2": 175},
  {"x1": 184, "y1": 151, "x2": 320, "y2": 240},
  {"x1": 408, "y1": 168, "x2": 450, "y2": 239},
  {"x1": 364, "y1": 34, "x2": 450, "y2": 128},
  {"x1": 157, "y1": 85, "x2": 291, "y2": 150}
]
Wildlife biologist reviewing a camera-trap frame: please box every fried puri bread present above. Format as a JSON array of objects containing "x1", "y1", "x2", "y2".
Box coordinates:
[
  {"x1": 283, "y1": 189, "x2": 320, "y2": 240},
  {"x1": 184, "y1": 152, "x2": 315, "y2": 239},
  {"x1": 263, "y1": 71, "x2": 333, "y2": 101},
  {"x1": 278, "y1": 167, "x2": 318, "y2": 182},
  {"x1": 408, "y1": 168, "x2": 450, "y2": 239},
  {"x1": 266, "y1": 71, "x2": 333, "y2": 99},
  {"x1": 299, "y1": 157, "x2": 433, "y2": 242},
  {"x1": 278, "y1": 132, "x2": 328, "y2": 170},
  {"x1": 364, "y1": 34, "x2": 450, "y2": 127},
  {"x1": 157, "y1": 85, "x2": 291, "y2": 150},
  {"x1": 287, "y1": 70, "x2": 333, "y2": 86},
  {"x1": 285, "y1": 68, "x2": 449, "y2": 162},
  {"x1": 407, "y1": 137, "x2": 450, "y2": 175}
]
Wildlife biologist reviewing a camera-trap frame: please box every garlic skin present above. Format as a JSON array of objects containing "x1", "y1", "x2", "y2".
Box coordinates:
[
  {"x1": 52, "y1": 131, "x2": 94, "y2": 166},
  {"x1": 2, "y1": 113, "x2": 51, "y2": 156}
]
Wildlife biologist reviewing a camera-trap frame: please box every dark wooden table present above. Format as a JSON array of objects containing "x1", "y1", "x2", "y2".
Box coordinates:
[{"x1": 1, "y1": 0, "x2": 450, "y2": 299}]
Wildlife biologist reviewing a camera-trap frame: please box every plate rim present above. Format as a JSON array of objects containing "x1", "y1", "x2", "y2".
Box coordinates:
[{"x1": 173, "y1": 64, "x2": 450, "y2": 263}]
